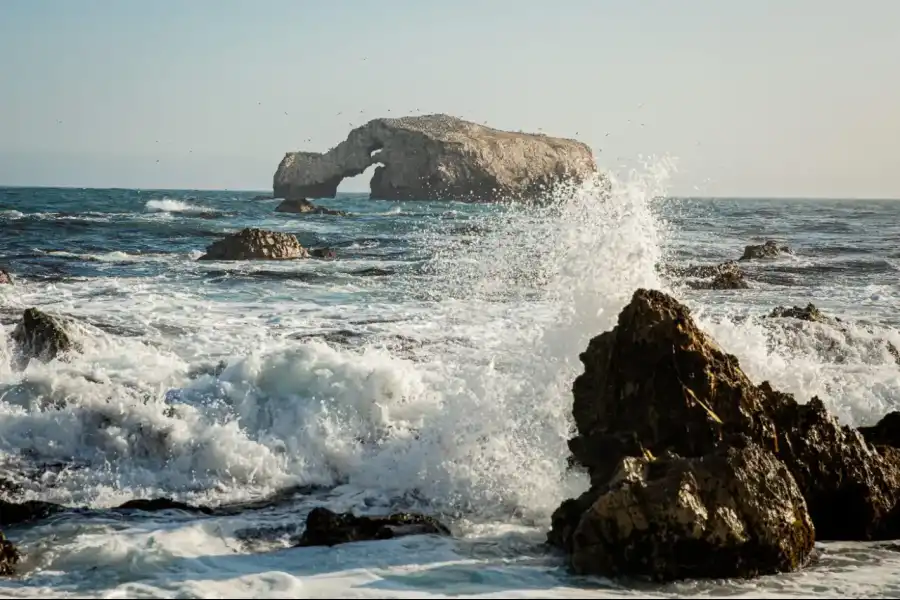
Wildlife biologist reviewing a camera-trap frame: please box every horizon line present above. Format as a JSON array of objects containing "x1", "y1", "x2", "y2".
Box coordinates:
[{"x1": 0, "y1": 183, "x2": 897, "y2": 202}]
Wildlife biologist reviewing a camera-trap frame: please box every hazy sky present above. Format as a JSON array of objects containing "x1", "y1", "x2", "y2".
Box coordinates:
[{"x1": 1, "y1": 0, "x2": 899, "y2": 198}]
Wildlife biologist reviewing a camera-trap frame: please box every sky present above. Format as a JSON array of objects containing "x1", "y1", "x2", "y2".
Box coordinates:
[{"x1": 1, "y1": 0, "x2": 899, "y2": 199}]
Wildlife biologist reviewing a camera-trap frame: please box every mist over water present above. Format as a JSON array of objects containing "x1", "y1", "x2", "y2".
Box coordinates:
[{"x1": 0, "y1": 169, "x2": 899, "y2": 597}]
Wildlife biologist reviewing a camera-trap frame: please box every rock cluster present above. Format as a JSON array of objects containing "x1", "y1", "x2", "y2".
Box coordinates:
[
  {"x1": 198, "y1": 228, "x2": 309, "y2": 261},
  {"x1": 550, "y1": 288, "x2": 900, "y2": 581},
  {"x1": 273, "y1": 114, "x2": 598, "y2": 202},
  {"x1": 296, "y1": 507, "x2": 451, "y2": 547},
  {"x1": 741, "y1": 240, "x2": 792, "y2": 260}
]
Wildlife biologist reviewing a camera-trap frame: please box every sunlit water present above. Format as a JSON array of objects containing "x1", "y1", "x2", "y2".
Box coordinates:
[{"x1": 0, "y1": 173, "x2": 898, "y2": 598}]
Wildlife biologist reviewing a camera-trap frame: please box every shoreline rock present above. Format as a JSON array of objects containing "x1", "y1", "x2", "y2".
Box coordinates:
[
  {"x1": 198, "y1": 228, "x2": 309, "y2": 261},
  {"x1": 273, "y1": 114, "x2": 598, "y2": 202},
  {"x1": 550, "y1": 288, "x2": 900, "y2": 581},
  {"x1": 296, "y1": 507, "x2": 450, "y2": 547},
  {"x1": 0, "y1": 269, "x2": 12, "y2": 285},
  {"x1": 309, "y1": 247, "x2": 337, "y2": 260}
]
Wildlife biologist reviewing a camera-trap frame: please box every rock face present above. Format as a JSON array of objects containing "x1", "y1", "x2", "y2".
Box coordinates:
[
  {"x1": 568, "y1": 445, "x2": 813, "y2": 581},
  {"x1": 198, "y1": 228, "x2": 309, "y2": 261},
  {"x1": 12, "y1": 308, "x2": 76, "y2": 364},
  {"x1": 551, "y1": 288, "x2": 900, "y2": 581},
  {"x1": 296, "y1": 507, "x2": 450, "y2": 547},
  {"x1": 0, "y1": 269, "x2": 12, "y2": 285},
  {"x1": 275, "y1": 198, "x2": 347, "y2": 216},
  {"x1": 273, "y1": 114, "x2": 597, "y2": 202},
  {"x1": 740, "y1": 240, "x2": 792, "y2": 260}
]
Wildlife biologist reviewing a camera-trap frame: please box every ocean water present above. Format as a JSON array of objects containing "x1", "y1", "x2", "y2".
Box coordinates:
[{"x1": 0, "y1": 171, "x2": 898, "y2": 598}]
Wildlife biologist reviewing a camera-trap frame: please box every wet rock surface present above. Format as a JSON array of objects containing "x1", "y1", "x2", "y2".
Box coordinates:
[
  {"x1": 275, "y1": 198, "x2": 347, "y2": 216},
  {"x1": 310, "y1": 247, "x2": 337, "y2": 259},
  {"x1": 0, "y1": 269, "x2": 12, "y2": 285},
  {"x1": 198, "y1": 228, "x2": 309, "y2": 261},
  {"x1": 296, "y1": 507, "x2": 451, "y2": 547},
  {"x1": 551, "y1": 288, "x2": 900, "y2": 581},
  {"x1": 740, "y1": 240, "x2": 792, "y2": 260},
  {"x1": 11, "y1": 308, "x2": 77, "y2": 364},
  {"x1": 568, "y1": 445, "x2": 813, "y2": 581},
  {"x1": 0, "y1": 533, "x2": 19, "y2": 576}
]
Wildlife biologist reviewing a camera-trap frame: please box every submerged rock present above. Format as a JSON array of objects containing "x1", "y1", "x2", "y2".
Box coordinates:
[
  {"x1": 310, "y1": 247, "x2": 337, "y2": 259},
  {"x1": 115, "y1": 498, "x2": 213, "y2": 515},
  {"x1": 569, "y1": 445, "x2": 813, "y2": 581},
  {"x1": 0, "y1": 269, "x2": 12, "y2": 285},
  {"x1": 296, "y1": 507, "x2": 450, "y2": 547},
  {"x1": 740, "y1": 240, "x2": 792, "y2": 260},
  {"x1": 551, "y1": 288, "x2": 900, "y2": 581},
  {"x1": 273, "y1": 114, "x2": 598, "y2": 202},
  {"x1": 11, "y1": 308, "x2": 76, "y2": 364},
  {"x1": 768, "y1": 303, "x2": 834, "y2": 323},
  {"x1": 275, "y1": 198, "x2": 347, "y2": 216},
  {"x1": 0, "y1": 533, "x2": 18, "y2": 576},
  {"x1": 198, "y1": 228, "x2": 309, "y2": 261}
]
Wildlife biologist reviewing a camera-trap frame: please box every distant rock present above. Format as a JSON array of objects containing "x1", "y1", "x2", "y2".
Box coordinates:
[
  {"x1": 550, "y1": 288, "x2": 900, "y2": 581},
  {"x1": 198, "y1": 228, "x2": 309, "y2": 261},
  {"x1": 275, "y1": 198, "x2": 347, "y2": 216},
  {"x1": 0, "y1": 269, "x2": 12, "y2": 285},
  {"x1": 251, "y1": 194, "x2": 274, "y2": 201},
  {"x1": 310, "y1": 247, "x2": 337, "y2": 259},
  {"x1": 12, "y1": 308, "x2": 77, "y2": 364},
  {"x1": 273, "y1": 114, "x2": 598, "y2": 202},
  {"x1": 296, "y1": 507, "x2": 450, "y2": 547},
  {"x1": 740, "y1": 240, "x2": 792, "y2": 260}
]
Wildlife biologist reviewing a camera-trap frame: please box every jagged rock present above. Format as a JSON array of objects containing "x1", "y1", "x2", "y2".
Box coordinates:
[
  {"x1": 198, "y1": 228, "x2": 309, "y2": 261},
  {"x1": 551, "y1": 288, "x2": 900, "y2": 571},
  {"x1": 768, "y1": 303, "x2": 834, "y2": 323},
  {"x1": 310, "y1": 247, "x2": 337, "y2": 259},
  {"x1": 0, "y1": 533, "x2": 19, "y2": 576},
  {"x1": 568, "y1": 445, "x2": 813, "y2": 581},
  {"x1": 295, "y1": 507, "x2": 450, "y2": 547},
  {"x1": 11, "y1": 308, "x2": 76, "y2": 364},
  {"x1": 740, "y1": 240, "x2": 792, "y2": 260},
  {"x1": 0, "y1": 269, "x2": 12, "y2": 285},
  {"x1": 273, "y1": 114, "x2": 598, "y2": 202},
  {"x1": 116, "y1": 498, "x2": 213, "y2": 515}
]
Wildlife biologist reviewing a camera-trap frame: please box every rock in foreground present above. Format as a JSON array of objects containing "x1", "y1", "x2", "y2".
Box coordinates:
[
  {"x1": 275, "y1": 198, "x2": 347, "y2": 216},
  {"x1": 0, "y1": 533, "x2": 18, "y2": 576},
  {"x1": 198, "y1": 228, "x2": 309, "y2": 261},
  {"x1": 12, "y1": 308, "x2": 76, "y2": 364},
  {"x1": 274, "y1": 114, "x2": 598, "y2": 202},
  {"x1": 569, "y1": 445, "x2": 813, "y2": 581},
  {"x1": 551, "y1": 288, "x2": 900, "y2": 581},
  {"x1": 296, "y1": 507, "x2": 450, "y2": 547},
  {"x1": 740, "y1": 240, "x2": 791, "y2": 260}
]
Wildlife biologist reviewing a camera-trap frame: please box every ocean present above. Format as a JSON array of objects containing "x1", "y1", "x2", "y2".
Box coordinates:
[{"x1": 0, "y1": 172, "x2": 899, "y2": 598}]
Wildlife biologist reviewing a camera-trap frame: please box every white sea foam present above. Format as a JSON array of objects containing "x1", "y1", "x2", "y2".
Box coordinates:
[{"x1": 145, "y1": 198, "x2": 215, "y2": 214}]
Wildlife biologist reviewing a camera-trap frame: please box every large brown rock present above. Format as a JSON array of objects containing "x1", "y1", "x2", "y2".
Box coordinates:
[
  {"x1": 12, "y1": 308, "x2": 77, "y2": 364},
  {"x1": 552, "y1": 288, "x2": 900, "y2": 576},
  {"x1": 198, "y1": 228, "x2": 309, "y2": 261},
  {"x1": 273, "y1": 114, "x2": 598, "y2": 202},
  {"x1": 568, "y1": 445, "x2": 813, "y2": 581},
  {"x1": 296, "y1": 507, "x2": 450, "y2": 547}
]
